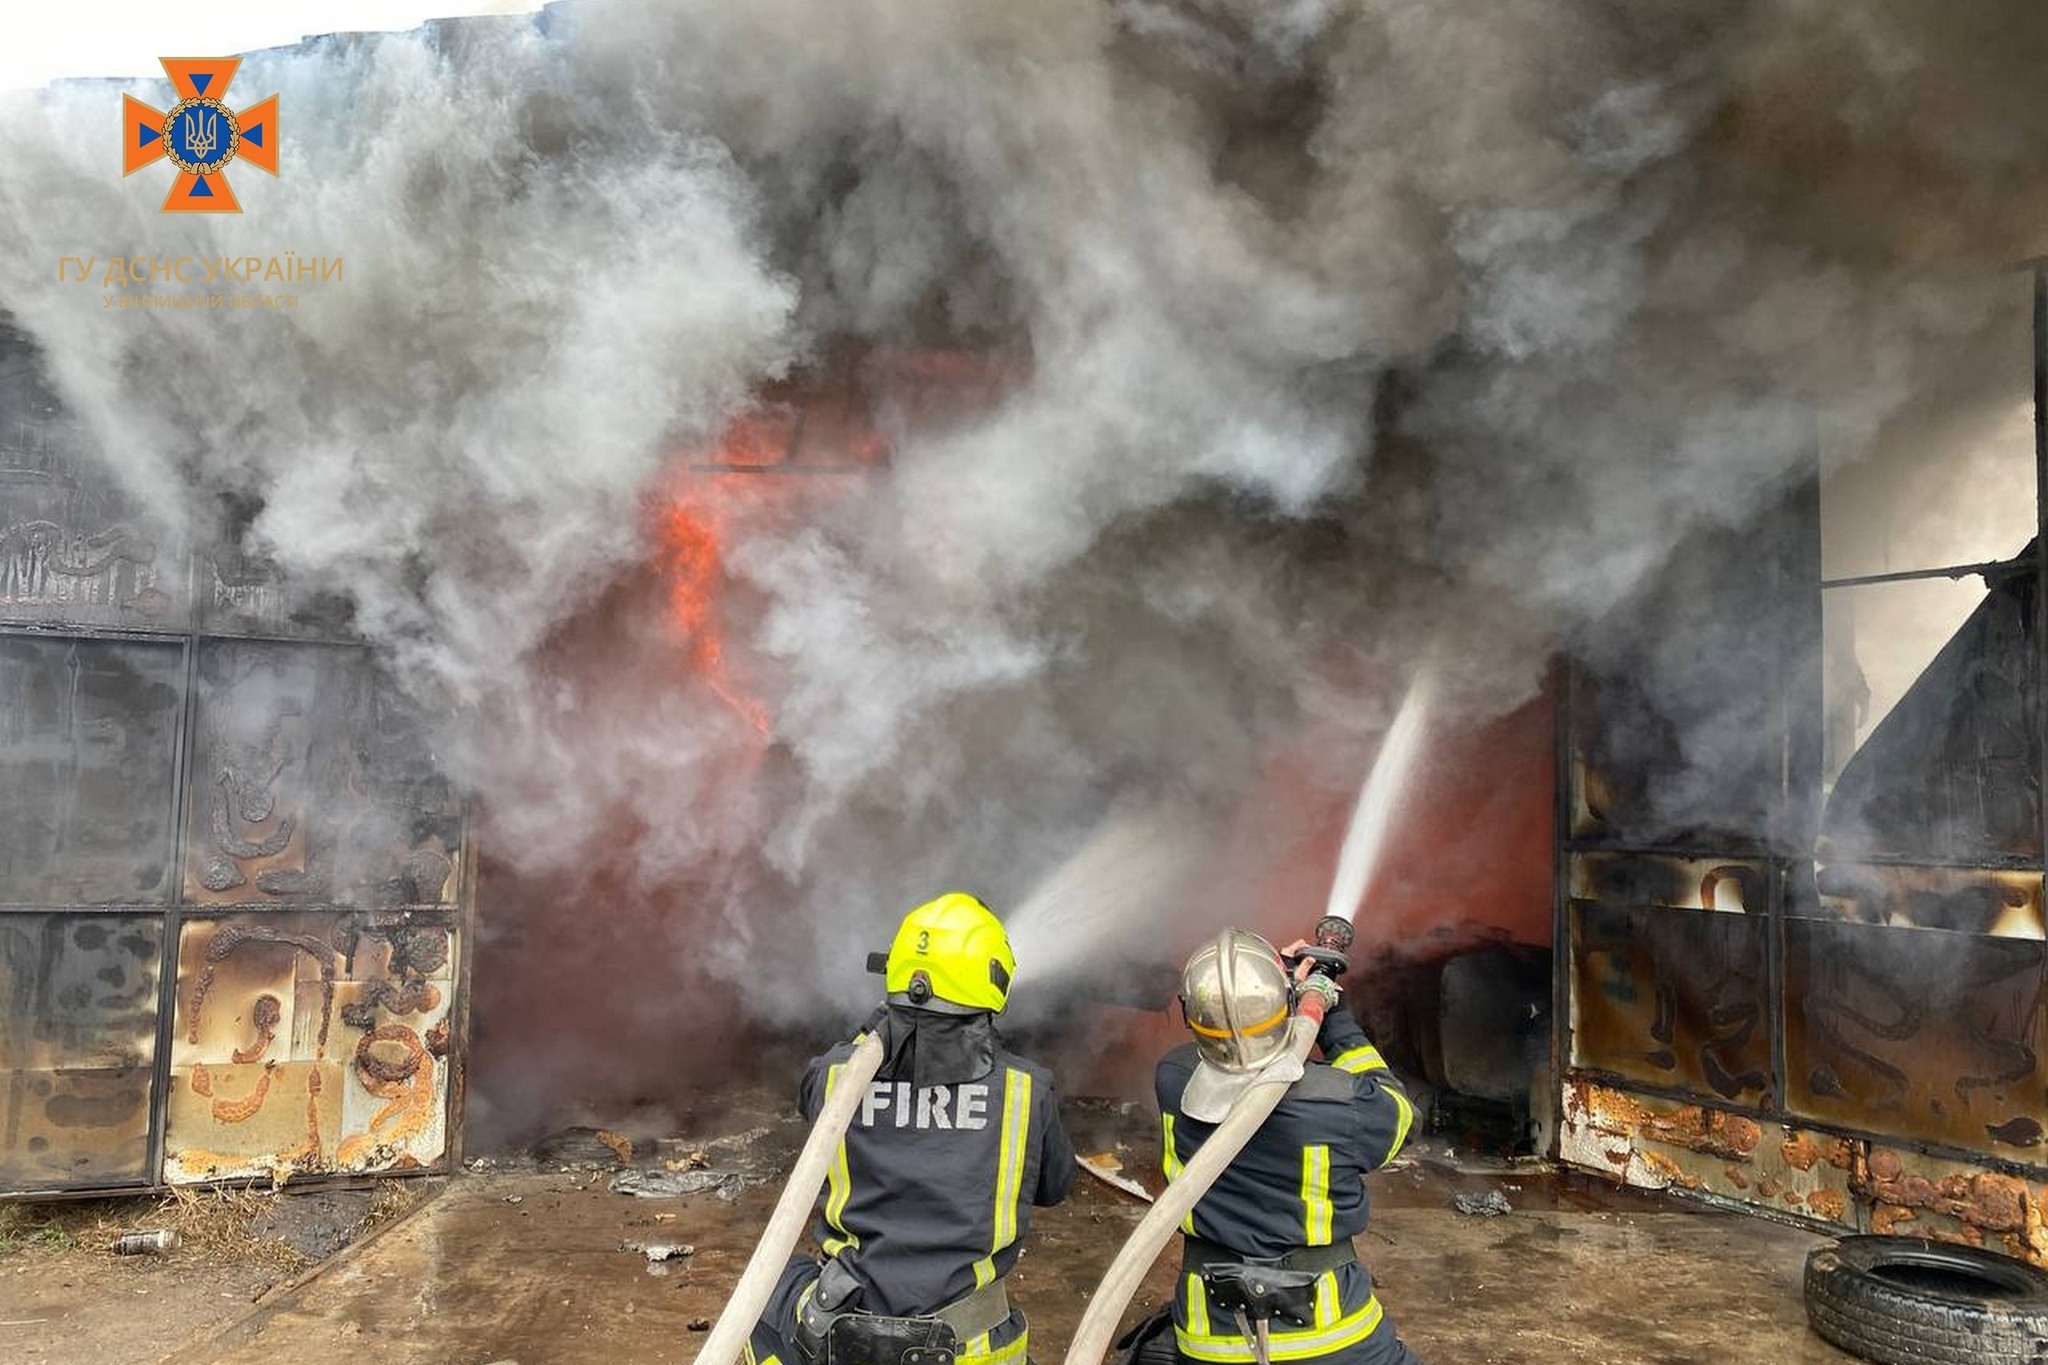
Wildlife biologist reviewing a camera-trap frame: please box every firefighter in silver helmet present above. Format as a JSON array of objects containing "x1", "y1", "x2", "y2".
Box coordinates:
[
  {"x1": 745, "y1": 893, "x2": 1077, "y2": 1365},
  {"x1": 1138, "y1": 928, "x2": 1423, "y2": 1365}
]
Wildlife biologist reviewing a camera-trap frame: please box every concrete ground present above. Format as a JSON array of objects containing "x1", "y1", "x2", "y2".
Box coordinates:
[{"x1": 131, "y1": 1108, "x2": 1855, "y2": 1365}]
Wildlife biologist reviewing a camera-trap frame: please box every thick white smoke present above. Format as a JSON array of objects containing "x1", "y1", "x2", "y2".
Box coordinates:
[
  {"x1": 2, "y1": 1, "x2": 2044, "y2": 1117},
  {"x1": 0, "y1": 18, "x2": 798, "y2": 696}
]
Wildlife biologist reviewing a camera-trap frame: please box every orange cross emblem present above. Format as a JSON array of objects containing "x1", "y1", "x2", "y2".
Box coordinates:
[{"x1": 122, "y1": 58, "x2": 278, "y2": 213}]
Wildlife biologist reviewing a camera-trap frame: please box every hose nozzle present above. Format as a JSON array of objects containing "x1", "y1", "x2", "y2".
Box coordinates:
[{"x1": 1285, "y1": 916, "x2": 1354, "y2": 995}]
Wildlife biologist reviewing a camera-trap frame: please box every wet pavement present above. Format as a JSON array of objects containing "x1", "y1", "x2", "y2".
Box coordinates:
[{"x1": 164, "y1": 1098, "x2": 1857, "y2": 1365}]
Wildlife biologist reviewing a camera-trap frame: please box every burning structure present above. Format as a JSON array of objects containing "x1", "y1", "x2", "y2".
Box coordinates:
[
  {"x1": 0, "y1": 0, "x2": 2044, "y2": 1273},
  {"x1": 1558, "y1": 270, "x2": 2048, "y2": 1261}
]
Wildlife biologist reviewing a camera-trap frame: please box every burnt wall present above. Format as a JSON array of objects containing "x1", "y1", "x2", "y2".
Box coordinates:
[
  {"x1": 0, "y1": 323, "x2": 473, "y2": 1196},
  {"x1": 1558, "y1": 275, "x2": 2048, "y2": 1258}
]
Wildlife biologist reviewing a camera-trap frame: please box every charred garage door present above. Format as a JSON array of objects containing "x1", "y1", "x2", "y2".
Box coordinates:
[
  {"x1": 0, "y1": 324, "x2": 472, "y2": 1196},
  {"x1": 1557, "y1": 268, "x2": 2048, "y2": 1264}
]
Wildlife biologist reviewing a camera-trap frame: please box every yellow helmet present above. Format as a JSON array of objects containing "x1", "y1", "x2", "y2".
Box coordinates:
[{"x1": 885, "y1": 893, "x2": 1016, "y2": 1014}]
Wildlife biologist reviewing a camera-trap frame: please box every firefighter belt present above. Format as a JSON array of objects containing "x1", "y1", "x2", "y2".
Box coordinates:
[
  {"x1": 1181, "y1": 1237, "x2": 1360, "y2": 1331},
  {"x1": 794, "y1": 1259, "x2": 1012, "y2": 1365}
]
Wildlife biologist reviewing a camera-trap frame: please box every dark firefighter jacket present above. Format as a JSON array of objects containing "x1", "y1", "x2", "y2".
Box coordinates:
[
  {"x1": 749, "y1": 1030, "x2": 1077, "y2": 1365},
  {"x1": 1155, "y1": 1006, "x2": 1415, "y2": 1364}
]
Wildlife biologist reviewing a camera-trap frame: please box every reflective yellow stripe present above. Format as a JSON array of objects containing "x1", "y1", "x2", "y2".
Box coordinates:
[
  {"x1": 1314, "y1": 1269, "x2": 1337, "y2": 1328},
  {"x1": 1386, "y1": 1085, "x2": 1415, "y2": 1163},
  {"x1": 1185, "y1": 1272, "x2": 1211, "y2": 1339},
  {"x1": 996, "y1": 1070, "x2": 1030, "y2": 1249},
  {"x1": 1300, "y1": 1144, "x2": 1332, "y2": 1245},
  {"x1": 822, "y1": 1060, "x2": 857, "y2": 1255},
  {"x1": 1187, "y1": 1002, "x2": 1288, "y2": 1040},
  {"x1": 972, "y1": 1069, "x2": 1032, "y2": 1287},
  {"x1": 1330, "y1": 1045, "x2": 1387, "y2": 1074},
  {"x1": 959, "y1": 1326, "x2": 1028, "y2": 1365},
  {"x1": 1177, "y1": 1292, "x2": 1385, "y2": 1361},
  {"x1": 1161, "y1": 1114, "x2": 1195, "y2": 1234}
]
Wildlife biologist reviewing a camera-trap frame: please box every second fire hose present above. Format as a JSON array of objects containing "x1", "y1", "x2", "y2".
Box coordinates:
[
  {"x1": 1062, "y1": 917, "x2": 1353, "y2": 1365},
  {"x1": 690, "y1": 1029, "x2": 887, "y2": 1365}
]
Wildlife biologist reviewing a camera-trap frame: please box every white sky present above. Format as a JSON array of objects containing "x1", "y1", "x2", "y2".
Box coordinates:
[{"x1": 3, "y1": 1, "x2": 550, "y2": 91}]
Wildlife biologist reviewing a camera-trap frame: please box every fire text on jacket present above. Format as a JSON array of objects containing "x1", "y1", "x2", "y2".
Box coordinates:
[{"x1": 858, "y1": 1080, "x2": 991, "y2": 1130}]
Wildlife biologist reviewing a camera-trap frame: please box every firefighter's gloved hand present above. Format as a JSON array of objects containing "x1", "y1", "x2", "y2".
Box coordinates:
[{"x1": 1298, "y1": 973, "x2": 1342, "y2": 1013}]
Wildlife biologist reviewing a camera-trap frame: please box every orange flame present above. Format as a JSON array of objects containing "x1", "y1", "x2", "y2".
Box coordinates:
[{"x1": 658, "y1": 489, "x2": 771, "y2": 736}]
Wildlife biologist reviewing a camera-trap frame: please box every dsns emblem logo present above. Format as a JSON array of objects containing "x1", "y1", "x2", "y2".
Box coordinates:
[{"x1": 122, "y1": 58, "x2": 278, "y2": 213}]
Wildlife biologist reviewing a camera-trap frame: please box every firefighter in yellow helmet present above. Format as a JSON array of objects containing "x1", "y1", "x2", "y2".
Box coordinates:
[
  {"x1": 1127, "y1": 928, "x2": 1421, "y2": 1365},
  {"x1": 746, "y1": 893, "x2": 1077, "y2": 1365}
]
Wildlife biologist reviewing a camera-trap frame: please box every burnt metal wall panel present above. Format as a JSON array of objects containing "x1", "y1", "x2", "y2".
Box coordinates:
[
  {"x1": 1566, "y1": 503, "x2": 1818, "y2": 854},
  {"x1": 1559, "y1": 279, "x2": 2048, "y2": 1264},
  {"x1": 1560, "y1": 1082, "x2": 1859, "y2": 1229},
  {"x1": 1808, "y1": 863, "x2": 2045, "y2": 937},
  {"x1": 0, "y1": 322, "x2": 474, "y2": 1198},
  {"x1": 1857, "y1": 1144, "x2": 2048, "y2": 1262},
  {"x1": 196, "y1": 543, "x2": 355, "y2": 639},
  {"x1": 182, "y1": 642, "x2": 462, "y2": 910},
  {"x1": 1560, "y1": 1081, "x2": 2048, "y2": 1263},
  {"x1": 0, "y1": 914, "x2": 161, "y2": 1189},
  {"x1": 0, "y1": 493, "x2": 182, "y2": 630},
  {"x1": 0, "y1": 328, "x2": 186, "y2": 632},
  {"x1": 164, "y1": 910, "x2": 455, "y2": 1183},
  {"x1": 183, "y1": 643, "x2": 356, "y2": 906},
  {"x1": 0, "y1": 637, "x2": 184, "y2": 905},
  {"x1": 1785, "y1": 919, "x2": 2046, "y2": 1156},
  {"x1": 1568, "y1": 901, "x2": 1773, "y2": 1104},
  {"x1": 1570, "y1": 853, "x2": 1768, "y2": 913}
]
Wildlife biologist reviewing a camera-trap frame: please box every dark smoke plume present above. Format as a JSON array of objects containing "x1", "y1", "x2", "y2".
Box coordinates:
[{"x1": 2, "y1": 0, "x2": 2043, "y2": 1123}]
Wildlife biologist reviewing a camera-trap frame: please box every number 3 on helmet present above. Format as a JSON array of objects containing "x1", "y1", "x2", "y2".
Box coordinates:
[{"x1": 885, "y1": 893, "x2": 1016, "y2": 1014}]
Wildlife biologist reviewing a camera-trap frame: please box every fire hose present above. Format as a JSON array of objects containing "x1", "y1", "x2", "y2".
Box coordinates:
[
  {"x1": 1060, "y1": 917, "x2": 1353, "y2": 1365},
  {"x1": 691, "y1": 1029, "x2": 887, "y2": 1365}
]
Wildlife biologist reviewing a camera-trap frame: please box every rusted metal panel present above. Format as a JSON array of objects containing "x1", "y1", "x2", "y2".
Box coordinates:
[
  {"x1": 1854, "y1": 1144, "x2": 2048, "y2": 1264},
  {"x1": 1561, "y1": 1082, "x2": 2048, "y2": 1266},
  {"x1": 1568, "y1": 901, "x2": 1773, "y2": 1103},
  {"x1": 1785, "y1": 918, "x2": 2046, "y2": 1155},
  {"x1": 1570, "y1": 853, "x2": 1768, "y2": 913},
  {"x1": 0, "y1": 914, "x2": 162, "y2": 1189},
  {"x1": 0, "y1": 637, "x2": 185, "y2": 905},
  {"x1": 1809, "y1": 861, "x2": 2045, "y2": 938},
  {"x1": 181, "y1": 642, "x2": 461, "y2": 909},
  {"x1": 1558, "y1": 1080, "x2": 1859, "y2": 1229},
  {"x1": 164, "y1": 910, "x2": 455, "y2": 1183},
  {"x1": 0, "y1": 323, "x2": 472, "y2": 1198}
]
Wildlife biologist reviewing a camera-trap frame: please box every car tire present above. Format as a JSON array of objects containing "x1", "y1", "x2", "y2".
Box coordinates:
[{"x1": 1804, "y1": 1235, "x2": 2048, "y2": 1365}]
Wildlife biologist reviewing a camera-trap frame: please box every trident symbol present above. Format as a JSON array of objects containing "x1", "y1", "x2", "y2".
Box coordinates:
[
  {"x1": 124, "y1": 58, "x2": 278, "y2": 211},
  {"x1": 183, "y1": 107, "x2": 217, "y2": 163}
]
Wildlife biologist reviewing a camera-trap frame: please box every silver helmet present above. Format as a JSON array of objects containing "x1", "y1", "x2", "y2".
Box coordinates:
[{"x1": 1177, "y1": 928, "x2": 1300, "y2": 1122}]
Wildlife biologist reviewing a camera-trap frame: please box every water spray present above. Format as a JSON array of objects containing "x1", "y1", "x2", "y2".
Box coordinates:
[
  {"x1": 1322, "y1": 672, "x2": 1433, "y2": 926},
  {"x1": 1063, "y1": 676, "x2": 1429, "y2": 1365},
  {"x1": 1004, "y1": 800, "x2": 1205, "y2": 992}
]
